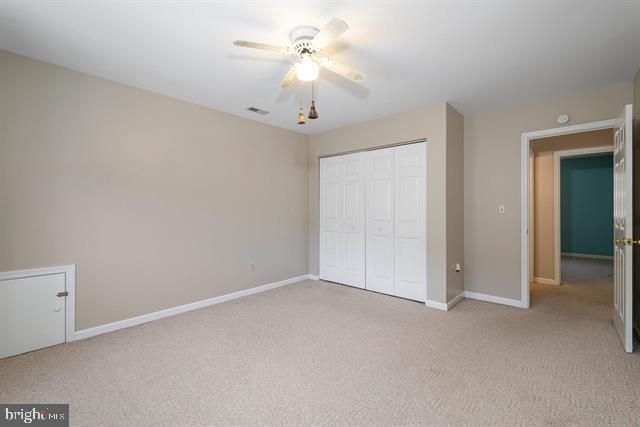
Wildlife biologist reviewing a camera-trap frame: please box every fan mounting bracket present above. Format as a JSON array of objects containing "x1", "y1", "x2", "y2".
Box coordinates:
[{"x1": 290, "y1": 26, "x2": 320, "y2": 55}]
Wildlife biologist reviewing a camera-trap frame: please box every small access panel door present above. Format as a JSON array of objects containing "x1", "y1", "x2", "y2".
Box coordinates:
[{"x1": 0, "y1": 273, "x2": 66, "y2": 358}]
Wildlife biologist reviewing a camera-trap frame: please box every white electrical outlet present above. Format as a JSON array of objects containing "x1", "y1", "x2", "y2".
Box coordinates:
[
  {"x1": 250, "y1": 263, "x2": 256, "y2": 272},
  {"x1": 498, "y1": 205, "x2": 505, "y2": 214}
]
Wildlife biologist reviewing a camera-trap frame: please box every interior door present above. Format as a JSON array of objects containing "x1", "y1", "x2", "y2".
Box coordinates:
[
  {"x1": 0, "y1": 273, "x2": 66, "y2": 358},
  {"x1": 613, "y1": 104, "x2": 634, "y2": 353},
  {"x1": 366, "y1": 147, "x2": 395, "y2": 295},
  {"x1": 319, "y1": 153, "x2": 366, "y2": 288},
  {"x1": 394, "y1": 142, "x2": 427, "y2": 302}
]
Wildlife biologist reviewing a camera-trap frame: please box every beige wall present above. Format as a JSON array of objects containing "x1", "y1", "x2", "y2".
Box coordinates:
[
  {"x1": 0, "y1": 53, "x2": 6, "y2": 265},
  {"x1": 530, "y1": 129, "x2": 613, "y2": 281},
  {"x1": 0, "y1": 51, "x2": 309, "y2": 330},
  {"x1": 308, "y1": 103, "x2": 464, "y2": 304},
  {"x1": 531, "y1": 128, "x2": 614, "y2": 154},
  {"x1": 445, "y1": 104, "x2": 465, "y2": 300},
  {"x1": 528, "y1": 152, "x2": 534, "y2": 282},
  {"x1": 1, "y1": 48, "x2": 634, "y2": 325},
  {"x1": 533, "y1": 152, "x2": 555, "y2": 280},
  {"x1": 464, "y1": 81, "x2": 632, "y2": 300}
]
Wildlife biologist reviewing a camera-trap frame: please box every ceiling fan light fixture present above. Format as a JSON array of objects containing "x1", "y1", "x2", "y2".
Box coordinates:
[
  {"x1": 232, "y1": 18, "x2": 365, "y2": 88},
  {"x1": 294, "y1": 56, "x2": 319, "y2": 81}
]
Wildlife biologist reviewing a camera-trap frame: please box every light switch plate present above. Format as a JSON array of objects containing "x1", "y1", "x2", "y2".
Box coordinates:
[{"x1": 498, "y1": 205, "x2": 505, "y2": 214}]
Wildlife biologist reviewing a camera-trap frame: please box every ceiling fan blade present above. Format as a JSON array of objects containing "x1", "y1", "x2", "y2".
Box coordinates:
[
  {"x1": 233, "y1": 40, "x2": 287, "y2": 53},
  {"x1": 320, "y1": 57, "x2": 365, "y2": 82},
  {"x1": 312, "y1": 18, "x2": 349, "y2": 51},
  {"x1": 281, "y1": 65, "x2": 297, "y2": 88}
]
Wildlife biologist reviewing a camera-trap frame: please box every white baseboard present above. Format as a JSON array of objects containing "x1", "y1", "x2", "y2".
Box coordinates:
[
  {"x1": 308, "y1": 274, "x2": 319, "y2": 281},
  {"x1": 425, "y1": 299, "x2": 448, "y2": 311},
  {"x1": 463, "y1": 291, "x2": 527, "y2": 308},
  {"x1": 425, "y1": 292, "x2": 465, "y2": 311},
  {"x1": 447, "y1": 292, "x2": 465, "y2": 310},
  {"x1": 73, "y1": 274, "x2": 311, "y2": 341},
  {"x1": 534, "y1": 277, "x2": 560, "y2": 285},
  {"x1": 561, "y1": 252, "x2": 613, "y2": 261}
]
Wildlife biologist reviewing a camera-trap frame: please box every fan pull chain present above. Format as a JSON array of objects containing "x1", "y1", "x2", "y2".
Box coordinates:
[
  {"x1": 308, "y1": 81, "x2": 318, "y2": 120},
  {"x1": 297, "y1": 88, "x2": 306, "y2": 125}
]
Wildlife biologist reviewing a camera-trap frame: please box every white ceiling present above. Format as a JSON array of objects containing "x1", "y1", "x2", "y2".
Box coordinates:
[{"x1": 1, "y1": 2, "x2": 639, "y2": 135}]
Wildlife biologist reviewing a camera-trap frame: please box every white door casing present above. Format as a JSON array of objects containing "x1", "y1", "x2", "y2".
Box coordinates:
[
  {"x1": 319, "y1": 153, "x2": 366, "y2": 288},
  {"x1": 394, "y1": 142, "x2": 427, "y2": 302},
  {"x1": 0, "y1": 273, "x2": 66, "y2": 358},
  {"x1": 365, "y1": 147, "x2": 395, "y2": 295},
  {"x1": 613, "y1": 104, "x2": 634, "y2": 353}
]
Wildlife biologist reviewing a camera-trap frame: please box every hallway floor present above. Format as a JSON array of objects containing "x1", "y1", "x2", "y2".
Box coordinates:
[{"x1": 532, "y1": 255, "x2": 614, "y2": 317}]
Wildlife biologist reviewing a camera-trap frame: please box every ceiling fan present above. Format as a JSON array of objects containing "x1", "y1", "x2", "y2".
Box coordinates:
[{"x1": 233, "y1": 18, "x2": 365, "y2": 88}]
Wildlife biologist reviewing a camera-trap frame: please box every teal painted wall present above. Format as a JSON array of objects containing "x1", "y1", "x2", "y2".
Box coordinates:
[{"x1": 560, "y1": 154, "x2": 613, "y2": 256}]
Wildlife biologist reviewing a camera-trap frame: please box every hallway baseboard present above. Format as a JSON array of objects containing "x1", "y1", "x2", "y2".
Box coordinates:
[
  {"x1": 561, "y1": 252, "x2": 613, "y2": 261},
  {"x1": 534, "y1": 277, "x2": 560, "y2": 285}
]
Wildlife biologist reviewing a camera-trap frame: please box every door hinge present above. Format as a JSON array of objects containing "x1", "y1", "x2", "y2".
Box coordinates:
[{"x1": 56, "y1": 291, "x2": 69, "y2": 297}]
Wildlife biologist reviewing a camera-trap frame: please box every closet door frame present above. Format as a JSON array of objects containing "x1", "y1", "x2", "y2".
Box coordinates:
[{"x1": 318, "y1": 139, "x2": 427, "y2": 300}]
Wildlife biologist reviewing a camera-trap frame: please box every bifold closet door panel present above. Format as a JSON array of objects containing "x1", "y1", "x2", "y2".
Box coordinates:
[
  {"x1": 319, "y1": 153, "x2": 366, "y2": 288},
  {"x1": 319, "y1": 156, "x2": 344, "y2": 284},
  {"x1": 365, "y1": 147, "x2": 395, "y2": 295},
  {"x1": 394, "y1": 142, "x2": 427, "y2": 302},
  {"x1": 342, "y1": 153, "x2": 366, "y2": 288}
]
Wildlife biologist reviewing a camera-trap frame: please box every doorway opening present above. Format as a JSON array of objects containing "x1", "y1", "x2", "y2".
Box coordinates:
[
  {"x1": 529, "y1": 131, "x2": 614, "y2": 317},
  {"x1": 521, "y1": 118, "x2": 618, "y2": 308},
  {"x1": 529, "y1": 132, "x2": 614, "y2": 288}
]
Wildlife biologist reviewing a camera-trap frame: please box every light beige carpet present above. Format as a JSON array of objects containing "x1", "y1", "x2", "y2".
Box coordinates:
[{"x1": 1, "y1": 257, "x2": 639, "y2": 425}]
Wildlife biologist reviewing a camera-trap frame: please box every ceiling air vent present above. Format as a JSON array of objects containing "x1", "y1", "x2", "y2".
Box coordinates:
[{"x1": 247, "y1": 107, "x2": 269, "y2": 115}]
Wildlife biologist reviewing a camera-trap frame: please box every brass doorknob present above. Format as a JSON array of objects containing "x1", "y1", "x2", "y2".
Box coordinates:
[{"x1": 615, "y1": 238, "x2": 640, "y2": 246}]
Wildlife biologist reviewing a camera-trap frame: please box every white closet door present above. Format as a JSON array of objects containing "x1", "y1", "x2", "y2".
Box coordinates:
[
  {"x1": 366, "y1": 147, "x2": 395, "y2": 295},
  {"x1": 319, "y1": 153, "x2": 366, "y2": 288},
  {"x1": 394, "y1": 142, "x2": 427, "y2": 302}
]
